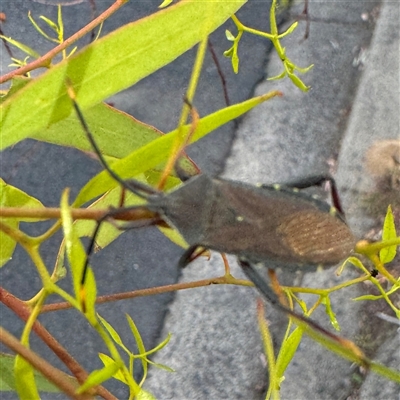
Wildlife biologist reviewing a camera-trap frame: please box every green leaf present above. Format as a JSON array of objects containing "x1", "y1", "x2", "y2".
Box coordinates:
[
  {"x1": 60, "y1": 189, "x2": 97, "y2": 316},
  {"x1": 267, "y1": 70, "x2": 286, "y2": 81},
  {"x1": 322, "y1": 296, "x2": 340, "y2": 331},
  {"x1": 126, "y1": 314, "x2": 146, "y2": 356},
  {"x1": 278, "y1": 21, "x2": 298, "y2": 37},
  {"x1": 39, "y1": 15, "x2": 59, "y2": 33},
  {"x1": 81, "y1": 265, "x2": 97, "y2": 319},
  {"x1": 275, "y1": 327, "x2": 303, "y2": 377},
  {"x1": 98, "y1": 314, "x2": 126, "y2": 350},
  {"x1": 73, "y1": 91, "x2": 280, "y2": 207},
  {"x1": 223, "y1": 46, "x2": 234, "y2": 57},
  {"x1": 0, "y1": 354, "x2": 15, "y2": 391},
  {"x1": 60, "y1": 189, "x2": 79, "y2": 293},
  {"x1": 0, "y1": 178, "x2": 44, "y2": 216},
  {"x1": 28, "y1": 12, "x2": 57, "y2": 43},
  {"x1": 31, "y1": 102, "x2": 198, "y2": 177},
  {"x1": 126, "y1": 314, "x2": 149, "y2": 385},
  {"x1": 73, "y1": 187, "x2": 139, "y2": 241},
  {"x1": 287, "y1": 70, "x2": 310, "y2": 92},
  {"x1": 232, "y1": 52, "x2": 239, "y2": 74},
  {"x1": 98, "y1": 353, "x2": 127, "y2": 384},
  {"x1": 0, "y1": 179, "x2": 44, "y2": 267},
  {"x1": 0, "y1": 353, "x2": 62, "y2": 392},
  {"x1": 147, "y1": 359, "x2": 175, "y2": 373},
  {"x1": 138, "y1": 333, "x2": 172, "y2": 359},
  {"x1": 1, "y1": 0, "x2": 247, "y2": 150},
  {"x1": 380, "y1": 205, "x2": 397, "y2": 264},
  {"x1": 15, "y1": 355, "x2": 40, "y2": 399},
  {"x1": 77, "y1": 361, "x2": 120, "y2": 394},
  {"x1": 0, "y1": 35, "x2": 41, "y2": 59},
  {"x1": 72, "y1": 174, "x2": 189, "y2": 254},
  {"x1": 296, "y1": 63, "x2": 314, "y2": 74},
  {"x1": 225, "y1": 29, "x2": 235, "y2": 41}
]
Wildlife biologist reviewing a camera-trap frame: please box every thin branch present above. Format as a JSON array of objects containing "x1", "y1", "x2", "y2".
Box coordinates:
[
  {"x1": 0, "y1": 206, "x2": 156, "y2": 221},
  {"x1": 0, "y1": 327, "x2": 92, "y2": 399},
  {"x1": 41, "y1": 275, "x2": 254, "y2": 313},
  {"x1": 0, "y1": 0, "x2": 127, "y2": 84},
  {"x1": 0, "y1": 287, "x2": 116, "y2": 400}
]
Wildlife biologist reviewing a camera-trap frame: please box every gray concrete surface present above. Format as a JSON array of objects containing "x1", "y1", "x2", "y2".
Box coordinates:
[
  {"x1": 145, "y1": 1, "x2": 400, "y2": 399},
  {"x1": 1, "y1": 0, "x2": 399, "y2": 399}
]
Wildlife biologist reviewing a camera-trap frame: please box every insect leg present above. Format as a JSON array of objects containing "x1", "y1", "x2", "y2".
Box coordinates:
[
  {"x1": 239, "y1": 259, "x2": 370, "y2": 367},
  {"x1": 81, "y1": 205, "x2": 161, "y2": 285},
  {"x1": 178, "y1": 245, "x2": 209, "y2": 268},
  {"x1": 238, "y1": 260, "x2": 282, "y2": 306},
  {"x1": 280, "y1": 175, "x2": 344, "y2": 214}
]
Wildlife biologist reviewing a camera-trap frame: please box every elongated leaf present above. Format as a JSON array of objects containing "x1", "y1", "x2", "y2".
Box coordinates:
[
  {"x1": 146, "y1": 359, "x2": 175, "y2": 373},
  {"x1": 98, "y1": 314, "x2": 126, "y2": 350},
  {"x1": 60, "y1": 189, "x2": 96, "y2": 316},
  {"x1": 0, "y1": 0, "x2": 247, "y2": 150},
  {"x1": 0, "y1": 36, "x2": 41, "y2": 59},
  {"x1": 98, "y1": 353, "x2": 127, "y2": 384},
  {"x1": 73, "y1": 91, "x2": 280, "y2": 207},
  {"x1": 31, "y1": 102, "x2": 199, "y2": 177},
  {"x1": 322, "y1": 296, "x2": 340, "y2": 331},
  {"x1": 77, "y1": 361, "x2": 120, "y2": 394},
  {"x1": 145, "y1": 333, "x2": 172, "y2": 356},
  {"x1": 79, "y1": 260, "x2": 97, "y2": 318},
  {"x1": 380, "y1": 205, "x2": 397, "y2": 264},
  {"x1": 126, "y1": 314, "x2": 146, "y2": 356},
  {"x1": 126, "y1": 314, "x2": 148, "y2": 385},
  {"x1": 275, "y1": 327, "x2": 303, "y2": 377}
]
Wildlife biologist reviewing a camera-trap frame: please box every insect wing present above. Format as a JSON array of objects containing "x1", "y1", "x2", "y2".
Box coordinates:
[{"x1": 203, "y1": 179, "x2": 356, "y2": 269}]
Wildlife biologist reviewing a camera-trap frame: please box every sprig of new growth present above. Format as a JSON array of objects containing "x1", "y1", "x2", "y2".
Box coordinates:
[{"x1": 224, "y1": 0, "x2": 313, "y2": 91}]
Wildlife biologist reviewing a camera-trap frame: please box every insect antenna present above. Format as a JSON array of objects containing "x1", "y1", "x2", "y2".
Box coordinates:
[
  {"x1": 66, "y1": 84, "x2": 162, "y2": 295},
  {"x1": 67, "y1": 85, "x2": 158, "y2": 200},
  {"x1": 283, "y1": 175, "x2": 345, "y2": 215}
]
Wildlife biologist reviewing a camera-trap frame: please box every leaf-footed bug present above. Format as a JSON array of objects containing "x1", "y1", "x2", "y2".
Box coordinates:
[{"x1": 68, "y1": 89, "x2": 369, "y2": 366}]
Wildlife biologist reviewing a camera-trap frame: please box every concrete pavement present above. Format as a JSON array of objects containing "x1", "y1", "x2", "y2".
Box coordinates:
[{"x1": 144, "y1": 1, "x2": 400, "y2": 399}]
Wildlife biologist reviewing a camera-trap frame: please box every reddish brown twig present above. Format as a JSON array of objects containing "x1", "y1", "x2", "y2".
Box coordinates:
[
  {"x1": 0, "y1": 0, "x2": 127, "y2": 84},
  {"x1": 0, "y1": 287, "x2": 116, "y2": 399},
  {"x1": 41, "y1": 276, "x2": 253, "y2": 313}
]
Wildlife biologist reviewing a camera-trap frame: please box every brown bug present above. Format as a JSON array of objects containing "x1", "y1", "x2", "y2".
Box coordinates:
[{"x1": 69, "y1": 92, "x2": 364, "y2": 362}]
